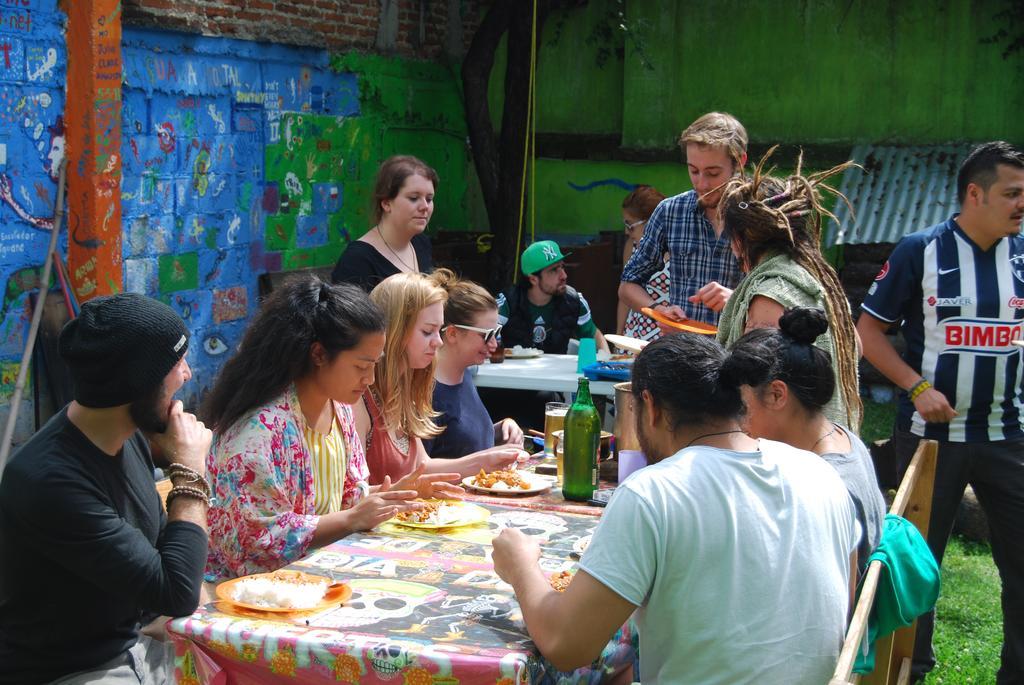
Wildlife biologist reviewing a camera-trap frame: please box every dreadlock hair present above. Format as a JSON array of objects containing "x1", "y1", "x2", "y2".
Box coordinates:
[{"x1": 718, "y1": 146, "x2": 862, "y2": 430}]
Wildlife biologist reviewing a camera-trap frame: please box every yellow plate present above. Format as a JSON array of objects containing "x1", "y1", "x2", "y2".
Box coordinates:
[{"x1": 389, "y1": 500, "x2": 491, "y2": 529}]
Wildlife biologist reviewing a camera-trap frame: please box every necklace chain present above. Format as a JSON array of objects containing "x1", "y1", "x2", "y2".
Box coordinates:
[
  {"x1": 377, "y1": 225, "x2": 416, "y2": 272},
  {"x1": 811, "y1": 423, "x2": 838, "y2": 450},
  {"x1": 684, "y1": 429, "x2": 745, "y2": 449}
]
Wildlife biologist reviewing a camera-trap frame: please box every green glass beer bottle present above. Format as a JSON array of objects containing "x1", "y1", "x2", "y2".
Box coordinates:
[{"x1": 563, "y1": 377, "x2": 601, "y2": 502}]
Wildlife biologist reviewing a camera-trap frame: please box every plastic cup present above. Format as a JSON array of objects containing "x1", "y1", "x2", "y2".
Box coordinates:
[
  {"x1": 576, "y1": 337, "x2": 597, "y2": 372},
  {"x1": 617, "y1": 449, "x2": 647, "y2": 483}
]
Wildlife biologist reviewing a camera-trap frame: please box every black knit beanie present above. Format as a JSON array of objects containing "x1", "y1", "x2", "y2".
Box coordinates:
[{"x1": 59, "y1": 293, "x2": 190, "y2": 408}]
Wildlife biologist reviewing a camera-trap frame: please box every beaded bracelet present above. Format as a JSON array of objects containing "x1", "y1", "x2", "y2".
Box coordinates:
[
  {"x1": 166, "y1": 485, "x2": 210, "y2": 508},
  {"x1": 165, "y1": 464, "x2": 211, "y2": 497},
  {"x1": 909, "y1": 378, "x2": 933, "y2": 402}
]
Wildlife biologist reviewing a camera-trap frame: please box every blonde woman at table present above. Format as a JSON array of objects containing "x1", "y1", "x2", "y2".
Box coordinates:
[
  {"x1": 202, "y1": 275, "x2": 461, "y2": 581},
  {"x1": 354, "y1": 272, "x2": 523, "y2": 484},
  {"x1": 425, "y1": 269, "x2": 524, "y2": 458}
]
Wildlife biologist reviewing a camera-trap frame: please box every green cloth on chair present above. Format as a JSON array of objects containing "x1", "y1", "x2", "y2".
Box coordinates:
[{"x1": 854, "y1": 513, "x2": 941, "y2": 674}]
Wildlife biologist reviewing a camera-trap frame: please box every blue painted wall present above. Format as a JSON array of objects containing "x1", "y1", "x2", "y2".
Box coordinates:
[
  {"x1": 0, "y1": 0, "x2": 66, "y2": 442},
  {"x1": 119, "y1": 28, "x2": 360, "y2": 409}
]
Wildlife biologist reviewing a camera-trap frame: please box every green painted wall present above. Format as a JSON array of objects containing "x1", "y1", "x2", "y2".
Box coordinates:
[
  {"x1": 532, "y1": 159, "x2": 689, "y2": 236},
  {"x1": 324, "y1": 54, "x2": 482, "y2": 238},
  {"x1": 620, "y1": 0, "x2": 1024, "y2": 148}
]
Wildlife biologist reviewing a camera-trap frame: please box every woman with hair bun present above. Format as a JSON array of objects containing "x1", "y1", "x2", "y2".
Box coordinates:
[
  {"x1": 203, "y1": 275, "x2": 452, "y2": 580},
  {"x1": 492, "y1": 331, "x2": 859, "y2": 682},
  {"x1": 716, "y1": 148, "x2": 861, "y2": 430},
  {"x1": 728, "y1": 306, "x2": 885, "y2": 570}
]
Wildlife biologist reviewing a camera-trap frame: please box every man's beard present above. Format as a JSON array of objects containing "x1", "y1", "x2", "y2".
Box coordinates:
[
  {"x1": 634, "y1": 404, "x2": 659, "y2": 464},
  {"x1": 542, "y1": 282, "x2": 567, "y2": 297},
  {"x1": 130, "y1": 383, "x2": 170, "y2": 433}
]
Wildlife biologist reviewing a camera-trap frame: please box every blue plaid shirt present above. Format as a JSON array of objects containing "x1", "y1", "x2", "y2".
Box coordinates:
[{"x1": 621, "y1": 190, "x2": 742, "y2": 325}]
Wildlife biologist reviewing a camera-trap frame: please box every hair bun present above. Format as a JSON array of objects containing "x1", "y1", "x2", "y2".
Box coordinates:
[{"x1": 779, "y1": 307, "x2": 828, "y2": 345}]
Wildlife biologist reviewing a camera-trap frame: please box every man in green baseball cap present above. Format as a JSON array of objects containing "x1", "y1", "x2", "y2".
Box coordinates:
[{"x1": 496, "y1": 240, "x2": 608, "y2": 355}]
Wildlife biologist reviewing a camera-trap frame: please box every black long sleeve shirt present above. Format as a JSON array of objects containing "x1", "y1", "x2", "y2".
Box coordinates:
[{"x1": 0, "y1": 409, "x2": 208, "y2": 684}]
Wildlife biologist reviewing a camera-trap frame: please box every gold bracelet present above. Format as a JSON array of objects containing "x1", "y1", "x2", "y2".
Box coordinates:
[{"x1": 909, "y1": 379, "x2": 932, "y2": 401}]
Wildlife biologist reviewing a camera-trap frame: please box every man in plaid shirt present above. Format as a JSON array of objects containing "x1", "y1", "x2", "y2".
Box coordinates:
[{"x1": 619, "y1": 112, "x2": 747, "y2": 327}]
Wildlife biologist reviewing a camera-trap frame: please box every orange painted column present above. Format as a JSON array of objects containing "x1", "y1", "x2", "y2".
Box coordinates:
[{"x1": 64, "y1": 0, "x2": 123, "y2": 301}]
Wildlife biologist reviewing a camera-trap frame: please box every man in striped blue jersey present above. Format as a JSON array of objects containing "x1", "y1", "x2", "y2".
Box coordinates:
[{"x1": 858, "y1": 141, "x2": 1024, "y2": 683}]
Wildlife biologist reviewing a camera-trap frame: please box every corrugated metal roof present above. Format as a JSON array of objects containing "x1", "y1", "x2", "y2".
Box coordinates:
[{"x1": 824, "y1": 144, "x2": 972, "y2": 247}]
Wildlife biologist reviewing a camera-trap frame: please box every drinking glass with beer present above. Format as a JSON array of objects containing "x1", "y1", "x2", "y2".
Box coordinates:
[{"x1": 544, "y1": 402, "x2": 568, "y2": 455}]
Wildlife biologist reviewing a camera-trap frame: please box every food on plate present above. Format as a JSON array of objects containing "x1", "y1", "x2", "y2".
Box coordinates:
[
  {"x1": 550, "y1": 570, "x2": 574, "y2": 592},
  {"x1": 228, "y1": 570, "x2": 329, "y2": 609},
  {"x1": 505, "y1": 345, "x2": 540, "y2": 356},
  {"x1": 395, "y1": 499, "x2": 462, "y2": 526},
  {"x1": 472, "y1": 468, "x2": 531, "y2": 490}
]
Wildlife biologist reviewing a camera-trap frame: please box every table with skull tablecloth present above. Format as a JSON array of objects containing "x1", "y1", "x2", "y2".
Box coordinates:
[{"x1": 167, "y1": 501, "x2": 635, "y2": 685}]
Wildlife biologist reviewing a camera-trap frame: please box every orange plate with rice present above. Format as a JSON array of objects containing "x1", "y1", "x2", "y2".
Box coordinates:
[{"x1": 215, "y1": 570, "x2": 352, "y2": 614}]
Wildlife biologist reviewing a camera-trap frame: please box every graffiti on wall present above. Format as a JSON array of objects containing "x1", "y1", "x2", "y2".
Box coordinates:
[
  {"x1": 65, "y1": 0, "x2": 123, "y2": 301},
  {"x1": 0, "y1": 0, "x2": 65, "y2": 441},
  {"x1": 119, "y1": 28, "x2": 361, "y2": 408}
]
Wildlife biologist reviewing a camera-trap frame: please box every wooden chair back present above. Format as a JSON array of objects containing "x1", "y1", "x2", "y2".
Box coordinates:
[{"x1": 829, "y1": 439, "x2": 937, "y2": 685}]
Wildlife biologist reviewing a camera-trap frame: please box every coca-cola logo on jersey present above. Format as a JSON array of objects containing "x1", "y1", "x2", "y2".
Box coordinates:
[
  {"x1": 875, "y1": 261, "x2": 890, "y2": 281},
  {"x1": 1009, "y1": 297, "x2": 1024, "y2": 309}
]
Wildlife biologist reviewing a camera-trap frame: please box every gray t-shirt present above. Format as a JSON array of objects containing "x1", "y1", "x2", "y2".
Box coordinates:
[{"x1": 821, "y1": 431, "x2": 887, "y2": 571}]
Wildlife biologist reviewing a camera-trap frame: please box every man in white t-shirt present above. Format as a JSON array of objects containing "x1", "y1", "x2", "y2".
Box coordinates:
[{"x1": 492, "y1": 333, "x2": 859, "y2": 683}]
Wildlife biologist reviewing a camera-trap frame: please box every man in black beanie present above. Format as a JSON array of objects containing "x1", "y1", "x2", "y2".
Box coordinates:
[{"x1": 0, "y1": 293, "x2": 213, "y2": 685}]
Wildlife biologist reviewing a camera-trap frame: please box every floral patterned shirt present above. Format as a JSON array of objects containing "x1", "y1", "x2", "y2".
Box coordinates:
[{"x1": 205, "y1": 386, "x2": 368, "y2": 581}]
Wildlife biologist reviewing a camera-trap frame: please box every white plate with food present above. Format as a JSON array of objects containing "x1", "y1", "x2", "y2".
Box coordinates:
[
  {"x1": 504, "y1": 345, "x2": 544, "y2": 359},
  {"x1": 390, "y1": 499, "x2": 491, "y2": 529},
  {"x1": 604, "y1": 334, "x2": 648, "y2": 355},
  {"x1": 462, "y1": 469, "x2": 553, "y2": 495}
]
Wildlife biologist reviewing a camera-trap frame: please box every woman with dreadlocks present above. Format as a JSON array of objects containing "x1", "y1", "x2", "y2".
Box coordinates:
[{"x1": 716, "y1": 148, "x2": 862, "y2": 430}]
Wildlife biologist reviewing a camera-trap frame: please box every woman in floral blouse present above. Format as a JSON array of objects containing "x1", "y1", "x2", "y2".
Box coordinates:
[{"x1": 203, "y1": 275, "x2": 461, "y2": 580}]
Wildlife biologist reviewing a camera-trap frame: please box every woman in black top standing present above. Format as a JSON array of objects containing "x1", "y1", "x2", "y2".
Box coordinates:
[{"x1": 331, "y1": 155, "x2": 436, "y2": 290}]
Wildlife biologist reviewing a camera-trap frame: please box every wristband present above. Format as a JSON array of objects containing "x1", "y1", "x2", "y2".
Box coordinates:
[{"x1": 908, "y1": 379, "x2": 932, "y2": 402}]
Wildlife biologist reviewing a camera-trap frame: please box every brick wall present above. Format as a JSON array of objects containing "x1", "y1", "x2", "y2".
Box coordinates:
[{"x1": 122, "y1": 0, "x2": 482, "y2": 58}]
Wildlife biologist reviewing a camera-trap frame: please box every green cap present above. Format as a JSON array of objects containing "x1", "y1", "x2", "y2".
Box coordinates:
[{"x1": 521, "y1": 240, "x2": 568, "y2": 276}]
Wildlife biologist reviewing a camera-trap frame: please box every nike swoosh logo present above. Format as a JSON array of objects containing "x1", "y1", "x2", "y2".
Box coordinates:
[{"x1": 938, "y1": 267, "x2": 959, "y2": 275}]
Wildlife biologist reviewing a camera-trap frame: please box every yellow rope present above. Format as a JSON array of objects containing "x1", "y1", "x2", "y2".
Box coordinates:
[{"x1": 513, "y1": 0, "x2": 539, "y2": 282}]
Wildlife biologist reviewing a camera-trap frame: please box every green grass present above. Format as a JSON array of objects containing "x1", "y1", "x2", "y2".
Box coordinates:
[
  {"x1": 858, "y1": 399, "x2": 1002, "y2": 683},
  {"x1": 925, "y1": 537, "x2": 1002, "y2": 683},
  {"x1": 860, "y1": 398, "x2": 897, "y2": 444}
]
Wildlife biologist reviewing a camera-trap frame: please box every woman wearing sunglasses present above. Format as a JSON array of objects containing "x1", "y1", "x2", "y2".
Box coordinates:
[
  {"x1": 353, "y1": 271, "x2": 523, "y2": 485},
  {"x1": 426, "y1": 269, "x2": 524, "y2": 459},
  {"x1": 617, "y1": 185, "x2": 668, "y2": 340}
]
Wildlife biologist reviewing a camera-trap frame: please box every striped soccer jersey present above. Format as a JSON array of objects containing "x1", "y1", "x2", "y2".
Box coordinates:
[{"x1": 861, "y1": 216, "x2": 1024, "y2": 442}]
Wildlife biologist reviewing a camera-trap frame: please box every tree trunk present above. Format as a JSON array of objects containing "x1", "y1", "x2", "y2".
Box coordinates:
[{"x1": 462, "y1": 2, "x2": 549, "y2": 293}]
